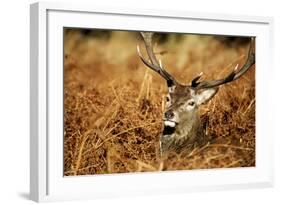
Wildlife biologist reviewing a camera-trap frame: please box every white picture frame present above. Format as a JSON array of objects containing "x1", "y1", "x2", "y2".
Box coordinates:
[{"x1": 30, "y1": 2, "x2": 274, "y2": 202}]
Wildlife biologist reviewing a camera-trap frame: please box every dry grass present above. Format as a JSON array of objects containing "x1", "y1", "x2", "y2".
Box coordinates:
[{"x1": 63, "y1": 30, "x2": 255, "y2": 176}]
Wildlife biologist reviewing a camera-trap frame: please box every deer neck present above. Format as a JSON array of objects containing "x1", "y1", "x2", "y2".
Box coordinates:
[{"x1": 176, "y1": 112, "x2": 202, "y2": 141}]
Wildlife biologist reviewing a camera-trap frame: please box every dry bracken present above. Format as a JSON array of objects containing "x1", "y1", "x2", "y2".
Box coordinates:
[{"x1": 63, "y1": 30, "x2": 255, "y2": 176}]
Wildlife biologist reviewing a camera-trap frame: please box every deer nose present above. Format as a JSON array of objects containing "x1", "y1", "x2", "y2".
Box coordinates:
[{"x1": 165, "y1": 111, "x2": 174, "y2": 119}]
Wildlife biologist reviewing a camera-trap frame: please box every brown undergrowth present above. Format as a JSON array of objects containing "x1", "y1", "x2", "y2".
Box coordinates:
[{"x1": 63, "y1": 30, "x2": 255, "y2": 176}]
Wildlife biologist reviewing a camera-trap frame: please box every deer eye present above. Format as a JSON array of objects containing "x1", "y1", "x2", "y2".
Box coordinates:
[
  {"x1": 188, "y1": 101, "x2": 195, "y2": 106},
  {"x1": 166, "y1": 96, "x2": 170, "y2": 102}
]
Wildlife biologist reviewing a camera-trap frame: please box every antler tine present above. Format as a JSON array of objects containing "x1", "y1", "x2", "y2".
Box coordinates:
[
  {"x1": 137, "y1": 32, "x2": 177, "y2": 86},
  {"x1": 140, "y1": 32, "x2": 160, "y2": 67},
  {"x1": 192, "y1": 37, "x2": 255, "y2": 89},
  {"x1": 191, "y1": 72, "x2": 203, "y2": 87}
]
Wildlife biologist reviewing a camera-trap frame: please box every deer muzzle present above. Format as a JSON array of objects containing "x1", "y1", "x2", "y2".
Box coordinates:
[{"x1": 163, "y1": 109, "x2": 179, "y2": 128}]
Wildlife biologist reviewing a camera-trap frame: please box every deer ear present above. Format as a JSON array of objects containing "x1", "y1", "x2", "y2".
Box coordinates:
[{"x1": 195, "y1": 88, "x2": 219, "y2": 105}]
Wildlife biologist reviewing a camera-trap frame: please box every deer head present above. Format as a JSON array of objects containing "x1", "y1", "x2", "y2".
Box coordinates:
[{"x1": 137, "y1": 32, "x2": 255, "y2": 155}]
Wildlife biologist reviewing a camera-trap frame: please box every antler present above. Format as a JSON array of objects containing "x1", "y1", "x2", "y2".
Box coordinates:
[
  {"x1": 137, "y1": 32, "x2": 177, "y2": 86},
  {"x1": 191, "y1": 38, "x2": 255, "y2": 89}
]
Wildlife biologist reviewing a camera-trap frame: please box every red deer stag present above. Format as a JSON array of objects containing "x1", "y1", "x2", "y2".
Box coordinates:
[{"x1": 137, "y1": 32, "x2": 255, "y2": 155}]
